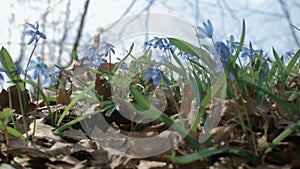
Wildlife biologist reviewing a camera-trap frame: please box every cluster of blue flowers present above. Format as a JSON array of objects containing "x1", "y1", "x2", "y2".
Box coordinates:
[
  {"x1": 196, "y1": 19, "x2": 267, "y2": 80},
  {"x1": 141, "y1": 36, "x2": 201, "y2": 86},
  {"x1": 23, "y1": 22, "x2": 59, "y2": 85},
  {"x1": 197, "y1": 19, "x2": 263, "y2": 62},
  {"x1": 0, "y1": 21, "x2": 59, "y2": 87},
  {"x1": 142, "y1": 37, "x2": 176, "y2": 52},
  {"x1": 81, "y1": 38, "x2": 116, "y2": 68}
]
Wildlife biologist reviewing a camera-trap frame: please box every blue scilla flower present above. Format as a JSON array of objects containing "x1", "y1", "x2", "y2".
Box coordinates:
[
  {"x1": 26, "y1": 56, "x2": 48, "y2": 80},
  {"x1": 214, "y1": 42, "x2": 230, "y2": 62},
  {"x1": 142, "y1": 37, "x2": 176, "y2": 52},
  {"x1": 14, "y1": 61, "x2": 24, "y2": 75},
  {"x1": 23, "y1": 21, "x2": 46, "y2": 45},
  {"x1": 48, "y1": 70, "x2": 60, "y2": 86},
  {"x1": 179, "y1": 52, "x2": 199, "y2": 62},
  {"x1": 214, "y1": 41, "x2": 236, "y2": 80},
  {"x1": 0, "y1": 67, "x2": 6, "y2": 81},
  {"x1": 0, "y1": 62, "x2": 23, "y2": 82},
  {"x1": 226, "y1": 35, "x2": 240, "y2": 54},
  {"x1": 144, "y1": 68, "x2": 166, "y2": 87},
  {"x1": 98, "y1": 41, "x2": 115, "y2": 57},
  {"x1": 81, "y1": 44, "x2": 107, "y2": 68},
  {"x1": 241, "y1": 46, "x2": 261, "y2": 60},
  {"x1": 284, "y1": 50, "x2": 300, "y2": 64},
  {"x1": 197, "y1": 19, "x2": 214, "y2": 39}
]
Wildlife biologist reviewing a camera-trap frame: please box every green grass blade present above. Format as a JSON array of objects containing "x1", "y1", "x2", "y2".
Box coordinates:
[
  {"x1": 54, "y1": 108, "x2": 102, "y2": 134},
  {"x1": 22, "y1": 79, "x2": 55, "y2": 126},
  {"x1": 272, "y1": 48, "x2": 285, "y2": 72},
  {"x1": 112, "y1": 43, "x2": 134, "y2": 74},
  {"x1": 191, "y1": 73, "x2": 226, "y2": 131},
  {"x1": 168, "y1": 38, "x2": 214, "y2": 69},
  {"x1": 0, "y1": 125, "x2": 26, "y2": 141},
  {"x1": 0, "y1": 47, "x2": 25, "y2": 91},
  {"x1": 129, "y1": 86, "x2": 201, "y2": 150},
  {"x1": 234, "y1": 19, "x2": 246, "y2": 60},
  {"x1": 165, "y1": 147, "x2": 260, "y2": 166},
  {"x1": 0, "y1": 47, "x2": 29, "y2": 137},
  {"x1": 57, "y1": 83, "x2": 95, "y2": 126},
  {"x1": 263, "y1": 120, "x2": 300, "y2": 158}
]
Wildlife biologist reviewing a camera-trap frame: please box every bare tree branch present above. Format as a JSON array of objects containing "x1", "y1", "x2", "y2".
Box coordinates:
[
  {"x1": 278, "y1": 0, "x2": 300, "y2": 47},
  {"x1": 58, "y1": 0, "x2": 71, "y2": 64},
  {"x1": 73, "y1": 0, "x2": 90, "y2": 52}
]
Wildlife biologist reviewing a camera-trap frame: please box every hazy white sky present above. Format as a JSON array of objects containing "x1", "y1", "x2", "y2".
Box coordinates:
[{"x1": 0, "y1": 0, "x2": 299, "y2": 63}]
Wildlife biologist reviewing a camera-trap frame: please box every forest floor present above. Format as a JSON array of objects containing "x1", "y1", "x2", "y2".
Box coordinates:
[{"x1": 1, "y1": 91, "x2": 299, "y2": 169}]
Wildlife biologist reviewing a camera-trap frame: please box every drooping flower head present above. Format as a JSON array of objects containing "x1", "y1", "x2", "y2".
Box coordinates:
[
  {"x1": 197, "y1": 19, "x2": 214, "y2": 39},
  {"x1": 213, "y1": 41, "x2": 236, "y2": 80}
]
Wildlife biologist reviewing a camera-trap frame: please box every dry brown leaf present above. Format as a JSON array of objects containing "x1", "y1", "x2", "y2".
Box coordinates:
[
  {"x1": 47, "y1": 141, "x2": 73, "y2": 157},
  {"x1": 95, "y1": 63, "x2": 115, "y2": 101},
  {"x1": 90, "y1": 149, "x2": 109, "y2": 166},
  {"x1": 137, "y1": 160, "x2": 167, "y2": 169},
  {"x1": 61, "y1": 127, "x2": 88, "y2": 142},
  {"x1": 257, "y1": 136, "x2": 268, "y2": 153},
  {"x1": 99, "y1": 62, "x2": 115, "y2": 73},
  {"x1": 57, "y1": 88, "x2": 72, "y2": 105},
  {"x1": 181, "y1": 84, "x2": 195, "y2": 115},
  {"x1": 0, "y1": 86, "x2": 35, "y2": 114},
  {"x1": 28, "y1": 118, "x2": 62, "y2": 141},
  {"x1": 127, "y1": 130, "x2": 181, "y2": 157},
  {"x1": 95, "y1": 76, "x2": 112, "y2": 101},
  {"x1": 211, "y1": 125, "x2": 235, "y2": 146}
]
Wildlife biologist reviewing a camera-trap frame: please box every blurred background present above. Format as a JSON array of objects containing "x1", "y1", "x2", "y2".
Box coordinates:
[{"x1": 0, "y1": 0, "x2": 299, "y2": 68}]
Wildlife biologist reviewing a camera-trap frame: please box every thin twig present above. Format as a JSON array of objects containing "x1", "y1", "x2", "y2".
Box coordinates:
[
  {"x1": 278, "y1": 0, "x2": 300, "y2": 47},
  {"x1": 73, "y1": 0, "x2": 90, "y2": 52}
]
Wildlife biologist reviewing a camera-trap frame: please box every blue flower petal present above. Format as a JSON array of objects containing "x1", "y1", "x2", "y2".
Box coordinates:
[
  {"x1": 0, "y1": 74, "x2": 4, "y2": 81},
  {"x1": 214, "y1": 42, "x2": 230, "y2": 62},
  {"x1": 35, "y1": 21, "x2": 39, "y2": 30},
  {"x1": 197, "y1": 19, "x2": 214, "y2": 39},
  {"x1": 26, "y1": 22, "x2": 36, "y2": 30},
  {"x1": 39, "y1": 32, "x2": 47, "y2": 39},
  {"x1": 27, "y1": 35, "x2": 36, "y2": 45},
  {"x1": 33, "y1": 70, "x2": 38, "y2": 79}
]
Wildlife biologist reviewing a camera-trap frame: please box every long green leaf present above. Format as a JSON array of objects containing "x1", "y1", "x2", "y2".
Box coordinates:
[
  {"x1": 0, "y1": 47, "x2": 25, "y2": 90},
  {"x1": 129, "y1": 86, "x2": 201, "y2": 150},
  {"x1": 0, "y1": 47, "x2": 29, "y2": 138},
  {"x1": 54, "y1": 108, "x2": 102, "y2": 134},
  {"x1": 282, "y1": 49, "x2": 300, "y2": 81},
  {"x1": 272, "y1": 48, "x2": 285, "y2": 72},
  {"x1": 23, "y1": 79, "x2": 55, "y2": 126},
  {"x1": 233, "y1": 19, "x2": 246, "y2": 62},
  {"x1": 0, "y1": 125, "x2": 26, "y2": 141},
  {"x1": 57, "y1": 83, "x2": 95, "y2": 126},
  {"x1": 112, "y1": 43, "x2": 134, "y2": 74},
  {"x1": 263, "y1": 120, "x2": 300, "y2": 158},
  {"x1": 165, "y1": 147, "x2": 259, "y2": 166},
  {"x1": 168, "y1": 38, "x2": 214, "y2": 69}
]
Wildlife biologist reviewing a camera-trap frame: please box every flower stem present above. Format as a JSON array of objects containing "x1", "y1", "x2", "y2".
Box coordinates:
[{"x1": 25, "y1": 38, "x2": 40, "y2": 80}]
